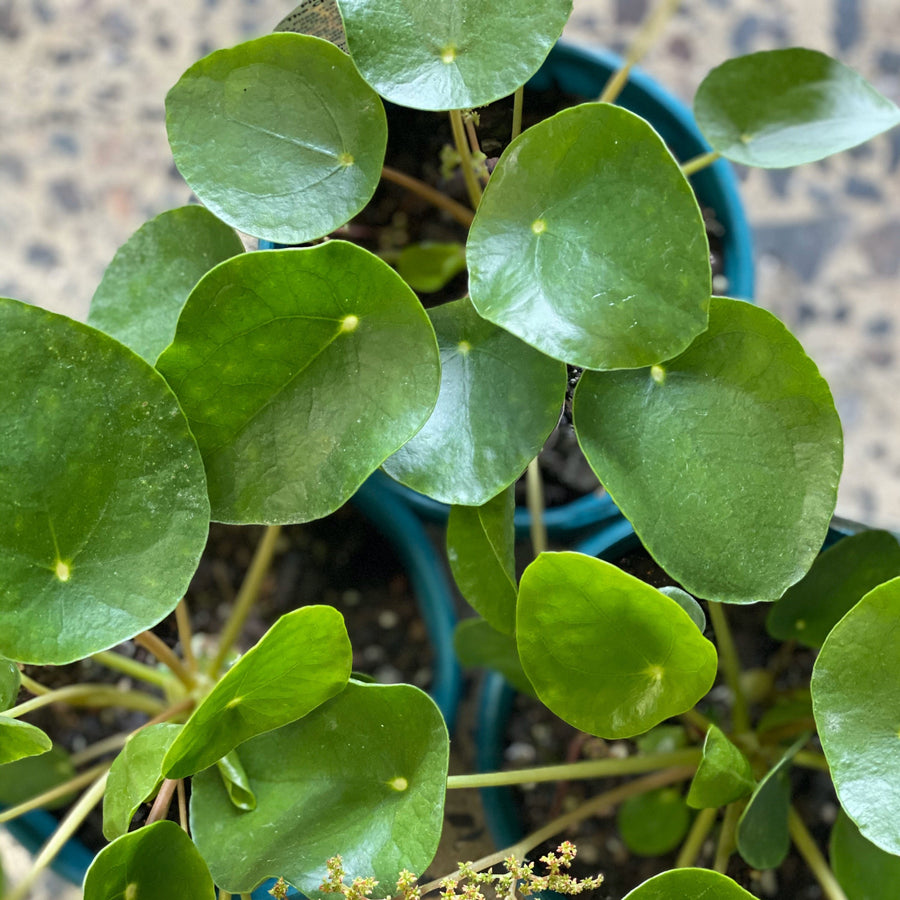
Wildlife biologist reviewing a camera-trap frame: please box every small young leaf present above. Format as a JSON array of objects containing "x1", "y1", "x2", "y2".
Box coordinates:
[
  {"x1": 812, "y1": 576, "x2": 900, "y2": 855},
  {"x1": 0, "y1": 717, "x2": 51, "y2": 764},
  {"x1": 453, "y1": 618, "x2": 535, "y2": 697},
  {"x1": 216, "y1": 750, "x2": 257, "y2": 811},
  {"x1": 446, "y1": 487, "x2": 517, "y2": 634},
  {"x1": 0, "y1": 298, "x2": 210, "y2": 665},
  {"x1": 0, "y1": 659, "x2": 19, "y2": 711},
  {"x1": 767, "y1": 530, "x2": 900, "y2": 648},
  {"x1": 336, "y1": 0, "x2": 572, "y2": 110},
  {"x1": 396, "y1": 242, "x2": 466, "y2": 293},
  {"x1": 164, "y1": 605, "x2": 351, "y2": 778},
  {"x1": 623, "y1": 868, "x2": 757, "y2": 898},
  {"x1": 382, "y1": 297, "x2": 565, "y2": 506},
  {"x1": 0, "y1": 744, "x2": 75, "y2": 809},
  {"x1": 517, "y1": 552, "x2": 717, "y2": 739},
  {"x1": 156, "y1": 243, "x2": 440, "y2": 525},
  {"x1": 103, "y1": 723, "x2": 182, "y2": 841},
  {"x1": 166, "y1": 33, "x2": 387, "y2": 243},
  {"x1": 85, "y1": 820, "x2": 216, "y2": 900},
  {"x1": 686, "y1": 725, "x2": 755, "y2": 809},
  {"x1": 695, "y1": 48, "x2": 900, "y2": 168},
  {"x1": 575, "y1": 298, "x2": 842, "y2": 604},
  {"x1": 659, "y1": 586, "x2": 706, "y2": 633},
  {"x1": 617, "y1": 788, "x2": 691, "y2": 856},
  {"x1": 830, "y1": 810, "x2": 900, "y2": 900},
  {"x1": 190, "y1": 682, "x2": 449, "y2": 897},
  {"x1": 469, "y1": 103, "x2": 710, "y2": 371},
  {"x1": 87, "y1": 206, "x2": 244, "y2": 363}
]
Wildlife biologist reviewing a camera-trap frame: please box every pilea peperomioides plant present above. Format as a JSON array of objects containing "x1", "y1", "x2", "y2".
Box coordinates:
[{"x1": 2, "y1": 1, "x2": 900, "y2": 899}]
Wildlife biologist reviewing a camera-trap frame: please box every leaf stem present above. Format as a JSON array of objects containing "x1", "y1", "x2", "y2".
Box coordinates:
[
  {"x1": 17, "y1": 671, "x2": 50, "y2": 695},
  {"x1": 135, "y1": 630, "x2": 195, "y2": 689},
  {"x1": 511, "y1": 86, "x2": 524, "y2": 141},
  {"x1": 177, "y1": 778, "x2": 189, "y2": 832},
  {"x1": 463, "y1": 112, "x2": 489, "y2": 187},
  {"x1": 0, "y1": 761, "x2": 110, "y2": 825},
  {"x1": 446, "y1": 747, "x2": 700, "y2": 789},
  {"x1": 5, "y1": 683, "x2": 165, "y2": 719},
  {"x1": 3, "y1": 769, "x2": 108, "y2": 900},
  {"x1": 176, "y1": 597, "x2": 198, "y2": 674},
  {"x1": 713, "y1": 801, "x2": 740, "y2": 873},
  {"x1": 707, "y1": 601, "x2": 750, "y2": 734},
  {"x1": 92, "y1": 648, "x2": 174, "y2": 691},
  {"x1": 681, "y1": 150, "x2": 722, "y2": 176},
  {"x1": 146, "y1": 777, "x2": 178, "y2": 825},
  {"x1": 210, "y1": 525, "x2": 283, "y2": 677},
  {"x1": 675, "y1": 805, "x2": 718, "y2": 868},
  {"x1": 449, "y1": 109, "x2": 483, "y2": 210},
  {"x1": 381, "y1": 166, "x2": 474, "y2": 228},
  {"x1": 525, "y1": 457, "x2": 548, "y2": 558},
  {"x1": 788, "y1": 806, "x2": 848, "y2": 900},
  {"x1": 70, "y1": 731, "x2": 131, "y2": 767}
]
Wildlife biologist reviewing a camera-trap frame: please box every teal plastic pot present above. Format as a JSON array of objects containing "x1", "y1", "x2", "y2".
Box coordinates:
[{"x1": 4, "y1": 475, "x2": 462, "y2": 897}]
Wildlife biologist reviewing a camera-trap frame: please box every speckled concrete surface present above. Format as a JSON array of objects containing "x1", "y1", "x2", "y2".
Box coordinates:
[{"x1": 1, "y1": 0, "x2": 898, "y2": 895}]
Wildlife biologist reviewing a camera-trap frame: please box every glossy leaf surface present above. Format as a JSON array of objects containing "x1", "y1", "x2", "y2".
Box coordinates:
[
  {"x1": 397, "y1": 243, "x2": 466, "y2": 293},
  {"x1": 165, "y1": 605, "x2": 352, "y2": 777},
  {"x1": 103, "y1": 723, "x2": 181, "y2": 841},
  {"x1": 336, "y1": 0, "x2": 571, "y2": 110},
  {"x1": 191, "y1": 682, "x2": 449, "y2": 896},
  {"x1": 0, "y1": 717, "x2": 51, "y2": 764},
  {"x1": 166, "y1": 33, "x2": 386, "y2": 243},
  {"x1": 617, "y1": 788, "x2": 691, "y2": 856},
  {"x1": 767, "y1": 530, "x2": 900, "y2": 648},
  {"x1": 85, "y1": 820, "x2": 216, "y2": 900},
  {"x1": 468, "y1": 103, "x2": 710, "y2": 370},
  {"x1": 446, "y1": 487, "x2": 517, "y2": 634},
  {"x1": 812, "y1": 577, "x2": 900, "y2": 855},
  {"x1": 830, "y1": 810, "x2": 900, "y2": 900},
  {"x1": 383, "y1": 297, "x2": 564, "y2": 505},
  {"x1": 575, "y1": 298, "x2": 842, "y2": 603},
  {"x1": 453, "y1": 618, "x2": 534, "y2": 697},
  {"x1": 0, "y1": 745, "x2": 74, "y2": 808},
  {"x1": 517, "y1": 552, "x2": 717, "y2": 738},
  {"x1": 0, "y1": 659, "x2": 18, "y2": 711},
  {"x1": 623, "y1": 868, "x2": 757, "y2": 898},
  {"x1": 157, "y1": 243, "x2": 440, "y2": 524},
  {"x1": 88, "y1": 206, "x2": 244, "y2": 363},
  {"x1": 686, "y1": 725, "x2": 755, "y2": 809},
  {"x1": 695, "y1": 48, "x2": 900, "y2": 168},
  {"x1": 0, "y1": 298, "x2": 210, "y2": 664}
]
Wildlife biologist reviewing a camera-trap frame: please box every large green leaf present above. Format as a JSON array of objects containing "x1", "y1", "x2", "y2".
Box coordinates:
[
  {"x1": 575, "y1": 298, "x2": 842, "y2": 604},
  {"x1": 166, "y1": 33, "x2": 387, "y2": 243},
  {"x1": 0, "y1": 659, "x2": 19, "y2": 711},
  {"x1": 767, "y1": 530, "x2": 900, "y2": 648},
  {"x1": 468, "y1": 103, "x2": 710, "y2": 371},
  {"x1": 812, "y1": 577, "x2": 900, "y2": 855},
  {"x1": 156, "y1": 243, "x2": 440, "y2": 524},
  {"x1": 617, "y1": 788, "x2": 691, "y2": 856},
  {"x1": 831, "y1": 810, "x2": 900, "y2": 900},
  {"x1": 190, "y1": 681, "x2": 449, "y2": 897},
  {"x1": 694, "y1": 48, "x2": 900, "y2": 168},
  {"x1": 623, "y1": 868, "x2": 757, "y2": 898},
  {"x1": 336, "y1": 0, "x2": 571, "y2": 111},
  {"x1": 84, "y1": 820, "x2": 216, "y2": 900},
  {"x1": 516, "y1": 552, "x2": 717, "y2": 739},
  {"x1": 0, "y1": 745, "x2": 75, "y2": 808},
  {"x1": 103, "y1": 723, "x2": 182, "y2": 841},
  {"x1": 686, "y1": 725, "x2": 755, "y2": 809},
  {"x1": 87, "y1": 206, "x2": 244, "y2": 364},
  {"x1": 0, "y1": 298, "x2": 210, "y2": 664},
  {"x1": 164, "y1": 605, "x2": 352, "y2": 777},
  {"x1": 382, "y1": 297, "x2": 564, "y2": 505},
  {"x1": 0, "y1": 717, "x2": 51, "y2": 764},
  {"x1": 453, "y1": 617, "x2": 534, "y2": 697},
  {"x1": 445, "y1": 487, "x2": 517, "y2": 633}
]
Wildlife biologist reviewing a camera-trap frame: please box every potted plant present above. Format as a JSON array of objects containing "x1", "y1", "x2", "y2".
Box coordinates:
[{"x1": 2, "y1": 1, "x2": 900, "y2": 898}]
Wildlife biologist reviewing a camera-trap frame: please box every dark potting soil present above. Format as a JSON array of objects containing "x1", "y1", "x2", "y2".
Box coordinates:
[{"x1": 493, "y1": 548, "x2": 837, "y2": 900}]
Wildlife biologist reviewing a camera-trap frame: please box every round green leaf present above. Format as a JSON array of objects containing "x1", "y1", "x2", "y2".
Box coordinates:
[
  {"x1": 516, "y1": 552, "x2": 717, "y2": 739},
  {"x1": 397, "y1": 242, "x2": 466, "y2": 293},
  {"x1": 468, "y1": 103, "x2": 710, "y2": 371},
  {"x1": 88, "y1": 206, "x2": 244, "y2": 364},
  {"x1": 0, "y1": 659, "x2": 19, "y2": 711},
  {"x1": 190, "y1": 681, "x2": 449, "y2": 897},
  {"x1": 156, "y1": 243, "x2": 440, "y2": 524},
  {"x1": 103, "y1": 723, "x2": 182, "y2": 841},
  {"x1": 575, "y1": 297, "x2": 842, "y2": 604},
  {"x1": 164, "y1": 605, "x2": 352, "y2": 778},
  {"x1": 0, "y1": 717, "x2": 51, "y2": 765},
  {"x1": 0, "y1": 298, "x2": 210, "y2": 664},
  {"x1": 382, "y1": 297, "x2": 565, "y2": 505},
  {"x1": 686, "y1": 725, "x2": 755, "y2": 809},
  {"x1": 84, "y1": 820, "x2": 216, "y2": 900},
  {"x1": 695, "y1": 48, "x2": 900, "y2": 168},
  {"x1": 336, "y1": 0, "x2": 572, "y2": 111},
  {"x1": 768, "y1": 530, "x2": 900, "y2": 648},
  {"x1": 617, "y1": 788, "x2": 691, "y2": 856},
  {"x1": 166, "y1": 33, "x2": 387, "y2": 243},
  {"x1": 831, "y1": 810, "x2": 900, "y2": 900},
  {"x1": 623, "y1": 868, "x2": 757, "y2": 899},
  {"x1": 812, "y1": 576, "x2": 900, "y2": 855},
  {"x1": 659, "y1": 587, "x2": 706, "y2": 633}
]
